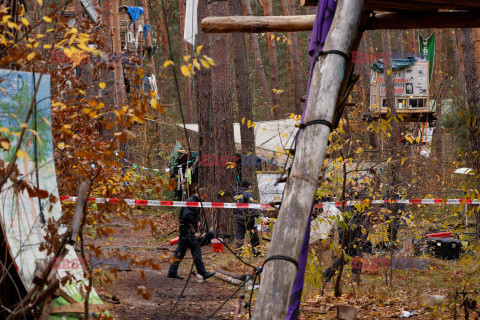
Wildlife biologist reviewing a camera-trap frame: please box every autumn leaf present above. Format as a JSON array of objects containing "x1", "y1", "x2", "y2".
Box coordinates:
[
  {"x1": 99, "y1": 82, "x2": 106, "y2": 89},
  {"x1": 27, "y1": 52, "x2": 35, "y2": 61},
  {"x1": 16, "y1": 150, "x2": 29, "y2": 159},
  {"x1": 42, "y1": 16, "x2": 52, "y2": 23},
  {"x1": 163, "y1": 60, "x2": 174, "y2": 68},
  {"x1": 1, "y1": 140, "x2": 10, "y2": 150}
]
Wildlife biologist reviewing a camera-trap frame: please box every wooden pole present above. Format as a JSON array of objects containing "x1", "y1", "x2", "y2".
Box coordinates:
[
  {"x1": 201, "y1": 11, "x2": 480, "y2": 34},
  {"x1": 112, "y1": 0, "x2": 126, "y2": 107},
  {"x1": 252, "y1": 0, "x2": 365, "y2": 318}
]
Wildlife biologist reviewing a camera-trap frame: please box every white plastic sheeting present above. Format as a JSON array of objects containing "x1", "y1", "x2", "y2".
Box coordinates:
[{"x1": 309, "y1": 203, "x2": 342, "y2": 244}]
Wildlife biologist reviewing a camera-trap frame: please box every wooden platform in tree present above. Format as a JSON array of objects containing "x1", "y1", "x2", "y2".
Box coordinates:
[{"x1": 368, "y1": 108, "x2": 436, "y2": 123}]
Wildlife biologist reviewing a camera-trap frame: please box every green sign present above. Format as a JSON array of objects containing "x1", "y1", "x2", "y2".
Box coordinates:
[{"x1": 419, "y1": 32, "x2": 435, "y2": 82}]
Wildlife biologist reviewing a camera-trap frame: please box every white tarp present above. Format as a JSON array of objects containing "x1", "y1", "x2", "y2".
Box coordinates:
[
  {"x1": 177, "y1": 119, "x2": 299, "y2": 161},
  {"x1": 257, "y1": 172, "x2": 284, "y2": 204},
  {"x1": 454, "y1": 167, "x2": 474, "y2": 175},
  {"x1": 309, "y1": 203, "x2": 342, "y2": 244},
  {"x1": 184, "y1": 0, "x2": 199, "y2": 45}
]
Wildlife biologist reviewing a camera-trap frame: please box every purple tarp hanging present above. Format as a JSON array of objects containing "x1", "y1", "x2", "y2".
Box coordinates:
[{"x1": 285, "y1": 1, "x2": 337, "y2": 319}]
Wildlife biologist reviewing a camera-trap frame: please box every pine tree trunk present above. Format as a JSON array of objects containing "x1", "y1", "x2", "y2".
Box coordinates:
[
  {"x1": 459, "y1": 28, "x2": 480, "y2": 239},
  {"x1": 433, "y1": 29, "x2": 443, "y2": 160},
  {"x1": 100, "y1": 0, "x2": 116, "y2": 127},
  {"x1": 178, "y1": 0, "x2": 193, "y2": 122},
  {"x1": 196, "y1": 0, "x2": 214, "y2": 199},
  {"x1": 395, "y1": 30, "x2": 403, "y2": 58},
  {"x1": 112, "y1": 0, "x2": 127, "y2": 107},
  {"x1": 142, "y1": 0, "x2": 156, "y2": 78},
  {"x1": 452, "y1": 29, "x2": 466, "y2": 93},
  {"x1": 230, "y1": 0, "x2": 258, "y2": 195},
  {"x1": 74, "y1": 0, "x2": 96, "y2": 99},
  {"x1": 242, "y1": 0, "x2": 272, "y2": 118},
  {"x1": 360, "y1": 32, "x2": 378, "y2": 150},
  {"x1": 264, "y1": 0, "x2": 282, "y2": 119},
  {"x1": 282, "y1": 0, "x2": 303, "y2": 115},
  {"x1": 155, "y1": 0, "x2": 169, "y2": 59},
  {"x1": 382, "y1": 30, "x2": 399, "y2": 186}
]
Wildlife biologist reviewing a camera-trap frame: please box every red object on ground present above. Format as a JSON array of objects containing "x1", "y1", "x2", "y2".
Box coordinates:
[
  {"x1": 425, "y1": 231, "x2": 452, "y2": 239},
  {"x1": 211, "y1": 238, "x2": 223, "y2": 252},
  {"x1": 170, "y1": 237, "x2": 179, "y2": 245}
]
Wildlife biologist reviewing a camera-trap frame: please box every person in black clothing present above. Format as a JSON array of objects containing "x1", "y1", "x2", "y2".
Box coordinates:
[
  {"x1": 167, "y1": 188, "x2": 215, "y2": 280},
  {"x1": 383, "y1": 185, "x2": 405, "y2": 246},
  {"x1": 323, "y1": 181, "x2": 371, "y2": 283},
  {"x1": 234, "y1": 180, "x2": 260, "y2": 255}
]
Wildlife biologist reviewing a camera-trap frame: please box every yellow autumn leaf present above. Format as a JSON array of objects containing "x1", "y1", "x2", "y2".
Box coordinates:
[
  {"x1": 26, "y1": 52, "x2": 35, "y2": 61},
  {"x1": 386, "y1": 157, "x2": 392, "y2": 163},
  {"x1": 193, "y1": 58, "x2": 201, "y2": 70},
  {"x1": 16, "y1": 149, "x2": 28, "y2": 159},
  {"x1": 196, "y1": 45, "x2": 203, "y2": 55},
  {"x1": 0, "y1": 127, "x2": 9, "y2": 133},
  {"x1": 183, "y1": 55, "x2": 191, "y2": 62},
  {"x1": 180, "y1": 65, "x2": 190, "y2": 77},
  {"x1": 99, "y1": 82, "x2": 106, "y2": 89},
  {"x1": 21, "y1": 17, "x2": 29, "y2": 26},
  {"x1": 1, "y1": 141, "x2": 9, "y2": 150},
  {"x1": 200, "y1": 59, "x2": 210, "y2": 69},
  {"x1": 83, "y1": 108, "x2": 91, "y2": 114},
  {"x1": 132, "y1": 115, "x2": 146, "y2": 124},
  {"x1": 42, "y1": 16, "x2": 52, "y2": 23},
  {"x1": 37, "y1": 0, "x2": 43, "y2": 5},
  {"x1": 203, "y1": 56, "x2": 216, "y2": 66},
  {"x1": 163, "y1": 60, "x2": 174, "y2": 67},
  {"x1": 58, "y1": 142, "x2": 65, "y2": 149},
  {"x1": 150, "y1": 98, "x2": 158, "y2": 110},
  {"x1": 43, "y1": 44, "x2": 52, "y2": 49},
  {"x1": 241, "y1": 118, "x2": 245, "y2": 125}
]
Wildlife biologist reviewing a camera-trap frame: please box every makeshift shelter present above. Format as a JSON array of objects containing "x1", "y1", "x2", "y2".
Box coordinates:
[
  {"x1": 200, "y1": 1, "x2": 480, "y2": 318},
  {"x1": 176, "y1": 119, "x2": 299, "y2": 163}
]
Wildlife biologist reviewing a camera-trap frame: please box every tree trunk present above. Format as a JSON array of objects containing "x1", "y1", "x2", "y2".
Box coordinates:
[
  {"x1": 230, "y1": 0, "x2": 258, "y2": 194},
  {"x1": 178, "y1": 0, "x2": 193, "y2": 123},
  {"x1": 100, "y1": 0, "x2": 116, "y2": 132},
  {"x1": 74, "y1": 0, "x2": 96, "y2": 99},
  {"x1": 395, "y1": 29, "x2": 403, "y2": 58},
  {"x1": 264, "y1": 0, "x2": 282, "y2": 119},
  {"x1": 433, "y1": 29, "x2": 443, "y2": 159},
  {"x1": 360, "y1": 32, "x2": 378, "y2": 150},
  {"x1": 196, "y1": 0, "x2": 214, "y2": 199},
  {"x1": 459, "y1": 28, "x2": 480, "y2": 239},
  {"x1": 473, "y1": 29, "x2": 480, "y2": 95},
  {"x1": 409, "y1": 29, "x2": 416, "y2": 55},
  {"x1": 242, "y1": 0, "x2": 272, "y2": 117},
  {"x1": 152, "y1": 0, "x2": 169, "y2": 59},
  {"x1": 253, "y1": 0, "x2": 365, "y2": 317},
  {"x1": 282, "y1": 0, "x2": 303, "y2": 115},
  {"x1": 452, "y1": 29, "x2": 466, "y2": 93},
  {"x1": 382, "y1": 30, "x2": 399, "y2": 186},
  {"x1": 142, "y1": 0, "x2": 156, "y2": 78},
  {"x1": 111, "y1": 0, "x2": 127, "y2": 107}
]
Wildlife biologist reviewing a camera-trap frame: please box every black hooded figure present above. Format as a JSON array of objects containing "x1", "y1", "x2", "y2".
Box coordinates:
[{"x1": 233, "y1": 180, "x2": 260, "y2": 254}]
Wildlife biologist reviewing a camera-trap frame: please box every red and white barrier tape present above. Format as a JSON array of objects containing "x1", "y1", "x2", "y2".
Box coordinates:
[{"x1": 59, "y1": 196, "x2": 480, "y2": 210}]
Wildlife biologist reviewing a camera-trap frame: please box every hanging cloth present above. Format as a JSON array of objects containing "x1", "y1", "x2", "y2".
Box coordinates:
[
  {"x1": 126, "y1": 6, "x2": 144, "y2": 24},
  {"x1": 184, "y1": 0, "x2": 198, "y2": 45},
  {"x1": 143, "y1": 24, "x2": 151, "y2": 40},
  {"x1": 286, "y1": 1, "x2": 337, "y2": 319}
]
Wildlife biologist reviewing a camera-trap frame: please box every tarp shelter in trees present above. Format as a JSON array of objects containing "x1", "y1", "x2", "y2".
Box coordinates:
[
  {"x1": 0, "y1": 70, "x2": 107, "y2": 318},
  {"x1": 369, "y1": 57, "x2": 436, "y2": 122},
  {"x1": 177, "y1": 119, "x2": 299, "y2": 163}
]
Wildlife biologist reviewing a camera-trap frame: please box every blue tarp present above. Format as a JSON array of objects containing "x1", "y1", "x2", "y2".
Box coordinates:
[
  {"x1": 126, "y1": 6, "x2": 144, "y2": 24},
  {"x1": 371, "y1": 56, "x2": 419, "y2": 72},
  {"x1": 143, "y1": 24, "x2": 151, "y2": 39}
]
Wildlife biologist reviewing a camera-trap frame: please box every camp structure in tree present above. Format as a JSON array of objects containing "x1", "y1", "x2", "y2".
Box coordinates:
[{"x1": 201, "y1": 0, "x2": 480, "y2": 318}]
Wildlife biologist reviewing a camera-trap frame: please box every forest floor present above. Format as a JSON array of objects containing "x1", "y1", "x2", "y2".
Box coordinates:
[{"x1": 87, "y1": 210, "x2": 480, "y2": 320}]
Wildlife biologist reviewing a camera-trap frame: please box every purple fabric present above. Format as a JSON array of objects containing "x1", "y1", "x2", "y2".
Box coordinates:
[{"x1": 286, "y1": 1, "x2": 337, "y2": 319}]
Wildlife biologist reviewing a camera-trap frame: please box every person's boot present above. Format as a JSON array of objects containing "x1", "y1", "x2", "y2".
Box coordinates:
[
  {"x1": 201, "y1": 271, "x2": 216, "y2": 280},
  {"x1": 167, "y1": 273, "x2": 184, "y2": 280},
  {"x1": 322, "y1": 267, "x2": 335, "y2": 283}
]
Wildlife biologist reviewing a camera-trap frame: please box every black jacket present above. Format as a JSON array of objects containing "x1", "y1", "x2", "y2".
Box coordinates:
[
  {"x1": 179, "y1": 195, "x2": 202, "y2": 229},
  {"x1": 233, "y1": 187, "x2": 258, "y2": 219}
]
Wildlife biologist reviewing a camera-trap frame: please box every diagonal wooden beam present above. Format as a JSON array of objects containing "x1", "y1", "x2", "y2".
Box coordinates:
[{"x1": 201, "y1": 11, "x2": 480, "y2": 33}]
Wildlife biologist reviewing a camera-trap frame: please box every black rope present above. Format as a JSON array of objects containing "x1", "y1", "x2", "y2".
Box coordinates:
[
  {"x1": 314, "y1": 49, "x2": 350, "y2": 63},
  {"x1": 163, "y1": 261, "x2": 195, "y2": 320},
  {"x1": 262, "y1": 255, "x2": 299, "y2": 270},
  {"x1": 206, "y1": 275, "x2": 251, "y2": 319},
  {"x1": 275, "y1": 118, "x2": 333, "y2": 186}
]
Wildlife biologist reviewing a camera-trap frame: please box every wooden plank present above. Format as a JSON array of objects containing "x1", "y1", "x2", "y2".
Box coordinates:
[
  {"x1": 50, "y1": 302, "x2": 112, "y2": 314},
  {"x1": 252, "y1": 0, "x2": 365, "y2": 318},
  {"x1": 201, "y1": 11, "x2": 480, "y2": 33},
  {"x1": 55, "y1": 288, "x2": 78, "y2": 305},
  {"x1": 301, "y1": 0, "x2": 480, "y2": 10}
]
